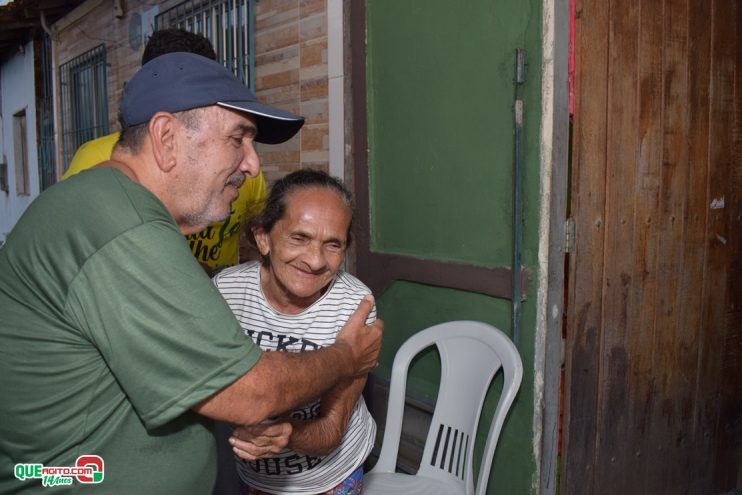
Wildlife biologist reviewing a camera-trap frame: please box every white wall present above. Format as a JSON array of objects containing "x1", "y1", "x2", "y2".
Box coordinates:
[{"x1": 0, "y1": 41, "x2": 39, "y2": 242}]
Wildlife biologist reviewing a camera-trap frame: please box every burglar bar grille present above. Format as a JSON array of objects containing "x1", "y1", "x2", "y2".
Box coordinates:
[
  {"x1": 155, "y1": 0, "x2": 254, "y2": 90},
  {"x1": 38, "y1": 32, "x2": 56, "y2": 189},
  {"x1": 58, "y1": 44, "x2": 109, "y2": 172}
]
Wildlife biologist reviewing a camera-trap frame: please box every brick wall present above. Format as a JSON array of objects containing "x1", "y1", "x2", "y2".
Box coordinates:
[
  {"x1": 254, "y1": 0, "x2": 329, "y2": 184},
  {"x1": 53, "y1": 0, "x2": 329, "y2": 183},
  {"x1": 53, "y1": 0, "x2": 182, "y2": 174}
]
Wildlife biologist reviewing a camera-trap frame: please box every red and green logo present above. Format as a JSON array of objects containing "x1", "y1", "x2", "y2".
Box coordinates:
[{"x1": 14, "y1": 455, "x2": 104, "y2": 487}]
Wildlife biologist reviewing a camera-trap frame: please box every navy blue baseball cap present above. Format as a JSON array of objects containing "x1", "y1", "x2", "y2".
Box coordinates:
[{"x1": 119, "y1": 52, "x2": 304, "y2": 144}]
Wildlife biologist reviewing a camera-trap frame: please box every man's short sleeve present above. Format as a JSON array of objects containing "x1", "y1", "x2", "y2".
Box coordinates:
[{"x1": 65, "y1": 220, "x2": 261, "y2": 428}]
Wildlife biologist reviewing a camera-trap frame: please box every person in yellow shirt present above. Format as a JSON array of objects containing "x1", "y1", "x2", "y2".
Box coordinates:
[{"x1": 62, "y1": 29, "x2": 267, "y2": 274}]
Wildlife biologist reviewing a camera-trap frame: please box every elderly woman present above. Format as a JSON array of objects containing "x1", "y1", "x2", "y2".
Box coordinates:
[{"x1": 212, "y1": 169, "x2": 376, "y2": 495}]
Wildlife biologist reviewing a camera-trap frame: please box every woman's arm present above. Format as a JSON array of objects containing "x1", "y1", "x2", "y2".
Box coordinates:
[
  {"x1": 285, "y1": 375, "x2": 367, "y2": 455},
  {"x1": 230, "y1": 374, "x2": 367, "y2": 459}
]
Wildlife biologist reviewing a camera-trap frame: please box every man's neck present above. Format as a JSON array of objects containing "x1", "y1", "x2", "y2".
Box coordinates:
[{"x1": 94, "y1": 159, "x2": 139, "y2": 183}]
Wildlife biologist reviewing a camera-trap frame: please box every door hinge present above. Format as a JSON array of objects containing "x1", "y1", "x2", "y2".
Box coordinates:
[{"x1": 564, "y1": 217, "x2": 575, "y2": 253}]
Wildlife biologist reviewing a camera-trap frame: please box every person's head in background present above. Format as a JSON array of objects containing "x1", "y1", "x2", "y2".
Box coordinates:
[
  {"x1": 142, "y1": 28, "x2": 217, "y2": 64},
  {"x1": 110, "y1": 29, "x2": 220, "y2": 156}
]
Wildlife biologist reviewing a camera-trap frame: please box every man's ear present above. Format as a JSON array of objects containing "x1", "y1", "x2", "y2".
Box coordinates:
[
  {"x1": 148, "y1": 112, "x2": 178, "y2": 173},
  {"x1": 253, "y1": 227, "x2": 271, "y2": 256}
]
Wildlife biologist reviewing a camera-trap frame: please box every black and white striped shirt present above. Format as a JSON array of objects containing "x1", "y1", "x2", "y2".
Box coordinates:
[{"x1": 213, "y1": 261, "x2": 377, "y2": 494}]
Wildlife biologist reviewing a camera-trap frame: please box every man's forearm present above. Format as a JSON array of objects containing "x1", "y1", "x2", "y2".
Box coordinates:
[
  {"x1": 194, "y1": 344, "x2": 353, "y2": 425},
  {"x1": 194, "y1": 296, "x2": 381, "y2": 425}
]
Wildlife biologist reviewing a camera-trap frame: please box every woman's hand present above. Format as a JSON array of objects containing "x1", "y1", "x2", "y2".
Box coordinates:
[{"x1": 229, "y1": 421, "x2": 293, "y2": 461}]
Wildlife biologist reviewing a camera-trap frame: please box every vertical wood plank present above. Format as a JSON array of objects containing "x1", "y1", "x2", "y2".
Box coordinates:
[
  {"x1": 644, "y1": 0, "x2": 693, "y2": 491},
  {"x1": 629, "y1": 0, "x2": 664, "y2": 487},
  {"x1": 706, "y1": 0, "x2": 741, "y2": 490},
  {"x1": 682, "y1": 0, "x2": 715, "y2": 492},
  {"x1": 562, "y1": 0, "x2": 609, "y2": 491},
  {"x1": 717, "y1": 3, "x2": 742, "y2": 488},
  {"x1": 593, "y1": 0, "x2": 639, "y2": 490}
]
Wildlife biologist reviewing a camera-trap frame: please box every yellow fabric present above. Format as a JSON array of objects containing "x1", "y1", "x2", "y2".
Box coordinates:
[
  {"x1": 63, "y1": 132, "x2": 267, "y2": 270},
  {"x1": 63, "y1": 132, "x2": 120, "y2": 179}
]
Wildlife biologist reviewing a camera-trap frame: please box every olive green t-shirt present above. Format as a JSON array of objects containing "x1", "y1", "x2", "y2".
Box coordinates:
[{"x1": 0, "y1": 168, "x2": 262, "y2": 493}]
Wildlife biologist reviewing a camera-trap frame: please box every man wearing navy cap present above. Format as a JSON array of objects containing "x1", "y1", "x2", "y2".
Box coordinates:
[{"x1": 0, "y1": 53, "x2": 383, "y2": 494}]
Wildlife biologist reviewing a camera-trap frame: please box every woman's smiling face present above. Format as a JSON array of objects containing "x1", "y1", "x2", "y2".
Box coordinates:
[{"x1": 255, "y1": 186, "x2": 352, "y2": 313}]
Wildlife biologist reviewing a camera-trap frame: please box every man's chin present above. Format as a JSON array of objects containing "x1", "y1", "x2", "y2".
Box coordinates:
[
  {"x1": 209, "y1": 199, "x2": 235, "y2": 222},
  {"x1": 209, "y1": 212, "x2": 231, "y2": 226},
  {"x1": 183, "y1": 214, "x2": 227, "y2": 234}
]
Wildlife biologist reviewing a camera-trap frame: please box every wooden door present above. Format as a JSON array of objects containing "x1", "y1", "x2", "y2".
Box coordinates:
[{"x1": 562, "y1": 0, "x2": 742, "y2": 493}]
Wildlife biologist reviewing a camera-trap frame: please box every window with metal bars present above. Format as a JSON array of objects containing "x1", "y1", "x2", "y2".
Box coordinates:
[
  {"x1": 38, "y1": 32, "x2": 56, "y2": 190},
  {"x1": 155, "y1": 0, "x2": 255, "y2": 90},
  {"x1": 58, "y1": 44, "x2": 109, "y2": 171}
]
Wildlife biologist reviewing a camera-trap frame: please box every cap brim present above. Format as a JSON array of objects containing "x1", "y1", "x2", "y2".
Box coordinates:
[{"x1": 217, "y1": 101, "x2": 304, "y2": 144}]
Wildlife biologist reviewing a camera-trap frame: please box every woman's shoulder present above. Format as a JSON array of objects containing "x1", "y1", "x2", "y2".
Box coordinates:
[
  {"x1": 332, "y1": 270, "x2": 372, "y2": 297},
  {"x1": 211, "y1": 260, "x2": 261, "y2": 284}
]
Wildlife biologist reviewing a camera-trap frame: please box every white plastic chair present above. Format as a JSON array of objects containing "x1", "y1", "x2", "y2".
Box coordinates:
[{"x1": 363, "y1": 321, "x2": 523, "y2": 495}]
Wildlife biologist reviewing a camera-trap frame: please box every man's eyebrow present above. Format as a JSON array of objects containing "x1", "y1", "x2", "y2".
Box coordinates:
[{"x1": 234, "y1": 122, "x2": 258, "y2": 137}]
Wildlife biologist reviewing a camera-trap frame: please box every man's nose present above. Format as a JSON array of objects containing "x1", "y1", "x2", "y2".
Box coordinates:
[{"x1": 240, "y1": 140, "x2": 260, "y2": 178}]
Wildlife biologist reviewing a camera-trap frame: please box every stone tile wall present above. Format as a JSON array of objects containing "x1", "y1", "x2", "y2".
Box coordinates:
[
  {"x1": 254, "y1": 0, "x2": 329, "y2": 184},
  {"x1": 52, "y1": 0, "x2": 183, "y2": 173},
  {"x1": 53, "y1": 0, "x2": 329, "y2": 181}
]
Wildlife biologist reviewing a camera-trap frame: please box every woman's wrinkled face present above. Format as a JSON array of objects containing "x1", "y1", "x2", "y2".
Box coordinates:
[{"x1": 255, "y1": 187, "x2": 351, "y2": 312}]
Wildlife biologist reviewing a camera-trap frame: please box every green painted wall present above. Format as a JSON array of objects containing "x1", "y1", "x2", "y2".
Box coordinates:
[{"x1": 365, "y1": 0, "x2": 543, "y2": 492}]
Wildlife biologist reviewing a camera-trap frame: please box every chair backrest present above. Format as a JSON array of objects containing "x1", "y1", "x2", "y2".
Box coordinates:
[{"x1": 371, "y1": 321, "x2": 523, "y2": 495}]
